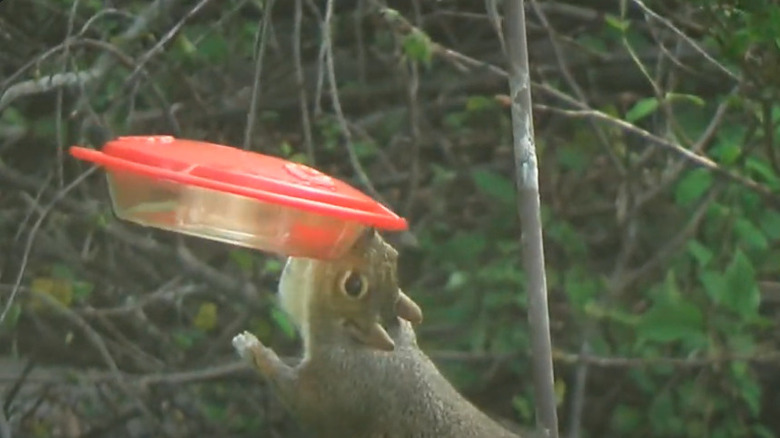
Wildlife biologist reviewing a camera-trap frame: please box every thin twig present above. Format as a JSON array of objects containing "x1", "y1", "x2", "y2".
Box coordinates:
[
  {"x1": 536, "y1": 104, "x2": 778, "y2": 202},
  {"x1": 1, "y1": 0, "x2": 180, "y2": 111},
  {"x1": 402, "y1": 0, "x2": 423, "y2": 217},
  {"x1": 373, "y1": 4, "x2": 773, "y2": 204},
  {"x1": 243, "y1": 0, "x2": 276, "y2": 149},
  {"x1": 306, "y1": 0, "x2": 326, "y2": 117},
  {"x1": 631, "y1": 0, "x2": 738, "y2": 81},
  {"x1": 323, "y1": 0, "x2": 392, "y2": 207},
  {"x1": 618, "y1": 184, "x2": 722, "y2": 291},
  {"x1": 0, "y1": 167, "x2": 96, "y2": 325},
  {"x1": 553, "y1": 349, "x2": 780, "y2": 367},
  {"x1": 26, "y1": 289, "x2": 166, "y2": 433},
  {"x1": 13, "y1": 174, "x2": 53, "y2": 243},
  {"x1": 123, "y1": 0, "x2": 216, "y2": 89},
  {"x1": 528, "y1": 0, "x2": 624, "y2": 175},
  {"x1": 0, "y1": 400, "x2": 10, "y2": 438},
  {"x1": 566, "y1": 341, "x2": 590, "y2": 438},
  {"x1": 54, "y1": 0, "x2": 82, "y2": 189},
  {"x1": 293, "y1": 0, "x2": 315, "y2": 163}
]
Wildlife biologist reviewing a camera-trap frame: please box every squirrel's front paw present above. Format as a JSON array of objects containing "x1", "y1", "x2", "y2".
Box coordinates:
[
  {"x1": 232, "y1": 330, "x2": 262, "y2": 361},
  {"x1": 232, "y1": 330, "x2": 288, "y2": 378}
]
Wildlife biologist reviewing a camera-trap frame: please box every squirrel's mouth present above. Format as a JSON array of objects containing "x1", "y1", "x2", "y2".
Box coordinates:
[{"x1": 341, "y1": 319, "x2": 395, "y2": 352}]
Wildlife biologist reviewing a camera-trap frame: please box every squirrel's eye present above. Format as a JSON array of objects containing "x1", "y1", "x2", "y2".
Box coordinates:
[{"x1": 340, "y1": 271, "x2": 367, "y2": 298}]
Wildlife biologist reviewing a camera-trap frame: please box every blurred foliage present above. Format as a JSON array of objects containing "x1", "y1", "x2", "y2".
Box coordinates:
[{"x1": 1, "y1": 0, "x2": 780, "y2": 437}]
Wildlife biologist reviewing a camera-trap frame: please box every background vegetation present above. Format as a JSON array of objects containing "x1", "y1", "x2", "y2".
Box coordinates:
[{"x1": 1, "y1": 0, "x2": 780, "y2": 437}]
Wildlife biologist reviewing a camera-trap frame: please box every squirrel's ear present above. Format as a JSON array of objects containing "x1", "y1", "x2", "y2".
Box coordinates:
[
  {"x1": 349, "y1": 227, "x2": 378, "y2": 252},
  {"x1": 396, "y1": 290, "x2": 423, "y2": 324}
]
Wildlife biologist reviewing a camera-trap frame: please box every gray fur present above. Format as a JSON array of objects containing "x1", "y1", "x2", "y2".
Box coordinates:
[{"x1": 233, "y1": 230, "x2": 521, "y2": 437}]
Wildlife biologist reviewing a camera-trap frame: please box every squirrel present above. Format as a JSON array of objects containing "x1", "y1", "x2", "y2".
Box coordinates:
[{"x1": 232, "y1": 228, "x2": 522, "y2": 437}]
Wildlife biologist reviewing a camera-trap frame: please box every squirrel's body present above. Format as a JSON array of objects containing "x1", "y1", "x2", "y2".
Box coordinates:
[
  {"x1": 286, "y1": 319, "x2": 519, "y2": 437},
  {"x1": 233, "y1": 229, "x2": 521, "y2": 437}
]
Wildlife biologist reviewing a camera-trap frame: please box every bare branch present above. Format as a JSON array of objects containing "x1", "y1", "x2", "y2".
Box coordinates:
[
  {"x1": 0, "y1": 71, "x2": 98, "y2": 112},
  {"x1": 0, "y1": 168, "x2": 96, "y2": 326},
  {"x1": 323, "y1": 0, "x2": 392, "y2": 208},
  {"x1": 534, "y1": 104, "x2": 778, "y2": 201},
  {"x1": 123, "y1": 0, "x2": 217, "y2": 89},
  {"x1": 0, "y1": 401, "x2": 10, "y2": 438},
  {"x1": 631, "y1": 0, "x2": 739, "y2": 81},
  {"x1": 0, "y1": 0, "x2": 181, "y2": 111},
  {"x1": 294, "y1": 0, "x2": 316, "y2": 163},
  {"x1": 243, "y1": 0, "x2": 276, "y2": 149},
  {"x1": 504, "y1": 1, "x2": 559, "y2": 437}
]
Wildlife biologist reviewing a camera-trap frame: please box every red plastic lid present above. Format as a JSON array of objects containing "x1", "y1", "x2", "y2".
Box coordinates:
[{"x1": 69, "y1": 135, "x2": 408, "y2": 231}]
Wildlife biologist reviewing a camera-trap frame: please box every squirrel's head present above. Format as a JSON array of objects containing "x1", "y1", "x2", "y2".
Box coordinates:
[{"x1": 278, "y1": 227, "x2": 423, "y2": 351}]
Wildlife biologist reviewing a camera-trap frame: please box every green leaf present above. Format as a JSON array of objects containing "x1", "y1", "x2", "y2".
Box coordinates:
[
  {"x1": 712, "y1": 125, "x2": 746, "y2": 165},
  {"x1": 637, "y1": 301, "x2": 705, "y2": 344},
  {"x1": 279, "y1": 141, "x2": 293, "y2": 156},
  {"x1": 584, "y1": 302, "x2": 639, "y2": 326},
  {"x1": 441, "y1": 232, "x2": 487, "y2": 262},
  {"x1": 271, "y1": 307, "x2": 297, "y2": 339},
  {"x1": 288, "y1": 152, "x2": 309, "y2": 164},
  {"x1": 198, "y1": 33, "x2": 229, "y2": 63},
  {"x1": 712, "y1": 142, "x2": 741, "y2": 165},
  {"x1": 745, "y1": 156, "x2": 780, "y2": 187},
  {"x1": 354, "y1": 140, "x2": 377, "y2": 159},
  {"x1": 564, "y1": 268, "x2": 600, "y2": 311},
  {"x1": 445, "y1": 271, "x2": 468, "y2": 291},
  {"x1": 674, "y1": 168, "x2": 713, "y2": 205},
  {"x1": 665, "y1": 93, "x2": 706, "y2": 106},
  {"x1": 465, "y1": 95, "x2": 498, "y2": 112},
  {"x1": 260, "y1": 111, "x2": 280, "y2": 123},
  {"x1": 0, "y1": 106, "x2": 26, "y2": 126},
  {"x1": 0, "y1": 303, "x2": 22, "y2": 329},
  {"x1": 734, "y1": 218, "x2": 769, "y2": 250},
  {"x1": 51, "y1": 263, "x2": 75, "y2": 280},
  {"x1": 700, "y1": 270, "x2": 725, "y2": 304},
  {"x1": 471, "y1": 169, "x2": 515, "y2": 205},
  {"x1": 637, "y1": 273, "x2": 705, "y2": 344},
  {"x1": 752, "y1": 425, "x2": 776, "y2": 438},
  {"x1": 731, "y1": 360, "x2": 761, "y2": 416},
  {"x1": 611, "y1": 405, "x2": 642, "y2": 433},
  {"x1": 759, "y1": 208, "x2": 780, "y2": 240},
  {"x1": 548, "y1": 220, "x2": 587, "y2": 256},
  {"x1": 431, "y1": 164, "x2": 456, "y2": 185},
  {"x1": 575, "y1": 34, "x2": 607, "y2": 54},
  {"x1": 722, "y1": 251, "x2": 760, "y2": 318},
  {"x1": 687, "y1": 240, "x2": 713, "y2": 266},
  {"x1": 556, "y1": 144, "x2": 589, "y2": 173},
  {"x1": 625, "y1": 97, "x2": 659, "y2": 122},
  {"x1": 172, "y1": 328, "x2": 203, "y2": 350},
  {"x1": 511, "y1": 395, "x2": 534, "y2": 422},
  {"x1": 402, "y1": 30, "x2": 433, "y2": 67},
  {"x1": 263, "y1": 258, "x2": 283, "y2": 274},
  {"x1": 72, "y1": 281, "x2": 94, "y2": 302},
  {"x1": 193, "y1": 302, "x2": 218, "y2": 332},
  {"x1": 176, "y1": 34, "x2": 197, "y2": 56},
  {"x1": 229, "y1": 249, "x2": 255, "y2": 273},
  {"x1": 605, "y1": 14, "x2": 630, "y2": 32}
]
